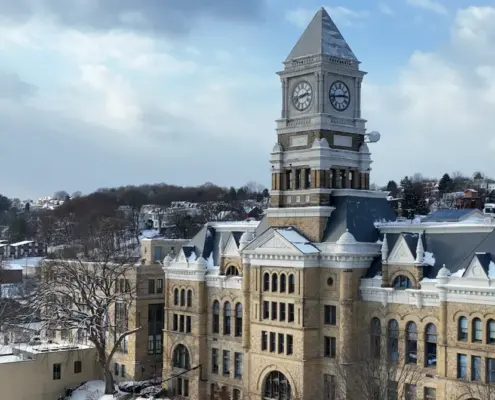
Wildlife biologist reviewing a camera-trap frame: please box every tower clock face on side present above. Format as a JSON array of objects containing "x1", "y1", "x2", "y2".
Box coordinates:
[
  {"x1": 329, "y1": 80, "x2": 351, "y2": 111},
  {"x1": 292, "y1": 81, "x2": 313, "y2": 111}
]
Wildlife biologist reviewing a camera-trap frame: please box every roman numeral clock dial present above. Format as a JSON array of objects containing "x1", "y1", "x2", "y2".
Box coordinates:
[
  {"x1": 292, "y1": 81, "x2": 313, "y2": 111},
  {"x1": 329, "y1": 80, "x2": 350, "y2": 111}
]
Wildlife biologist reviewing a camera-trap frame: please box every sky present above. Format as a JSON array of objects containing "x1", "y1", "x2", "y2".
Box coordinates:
[{"x1": 1, "y1": 0, "x2": 495, "y2": 199}]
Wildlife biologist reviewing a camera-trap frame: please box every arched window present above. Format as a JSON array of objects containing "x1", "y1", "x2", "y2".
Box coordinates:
[
  {"x1": 187, "y1": 290, "x2": 193, "y2": 307},
  {"x1": 370, "y1": 317, "x2": 381, "y2": 358},
  {"x1": 288, "y1": 274, "x2": 295, "y2": 294},
  {"x1": 458, "y1": 317, "x2": 468, "y2": 341},
  {"x1": 235, "y1": 303, "x2": 243, "y2": 337},
  {"x1": 488, "y1": 320, "x2": 495, "y2": 344},
  {"x1": 425, "y1": 323, "x2": 437, "y2": 367},
  {"x1": 173, "y1": 344, "x2": 190, "y2": 369},
  {"x1": 233, "y1": 388, "x2": 241, "y2": 400},
  {"x1": 263, "y1": 273, "x2": 270, "y2": 292},
  {"x1": 272, "y1": 273, "x2": 278, "y2": 292},
  {"x1": 473, "y1": 318, "x2": 482, "y2": 342},
  {"x1": 212, "y1": 301, "x2": 220, "y2": 334},
  {"x1": 280, "y1": 274, "x2": 287, "y2": 292},
  {"x1": 224, "y1": 302, "x2": 231, "y2": 335},
  {"x1": 393, "y1": 275, "x2": 412, "y2": 289},
  {"x1": 388, "y1": 319, "x2": 399, "y2": 361},
  {"x1": 406, "y1": 322, "x2": 418, "y2": 364},
  {"x1": 173, "y1": 288, "x2": 179, "y2": 306},
  {"x1": 226, "y1": 266, "x2": 240, "y2": 276},
  {"x1": 180, "y1": 289, "x2": 186, "y2": 306},
  {"x1": 263, "y1": 370, "x2": 291, "y2": 400}
]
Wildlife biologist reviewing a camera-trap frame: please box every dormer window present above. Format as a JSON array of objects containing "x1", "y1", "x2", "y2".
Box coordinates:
[
  {"x1": 393, "y1": 275, "x2": 412, "y2": 289},
  {"x1": 225, "y1": 266, "x2": 240, "y2": 276}
]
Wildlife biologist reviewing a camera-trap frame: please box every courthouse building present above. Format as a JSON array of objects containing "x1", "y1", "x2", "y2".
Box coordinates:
[{"x1": 162, "y1": 8, "x2": 495, "y2": 400}]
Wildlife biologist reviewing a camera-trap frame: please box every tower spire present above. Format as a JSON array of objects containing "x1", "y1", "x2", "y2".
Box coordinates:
[{"x1": 285, "y1": 7, "x2": 358, "y2": 63}]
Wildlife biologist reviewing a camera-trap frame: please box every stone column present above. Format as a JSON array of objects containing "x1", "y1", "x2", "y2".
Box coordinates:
[
  {"x1": 315, "y1": 170, "x2": 321, "y2": 189},
  {"x1": 381, "y1": 262, "x2": 389, "y2": 287},
  {"x1": 437, "y1": 287, "x2": 448, "y2": 377},
  {"x1": 359, "y1": 172, "x2": 365, "y2": 189},
  {"x1": 281, "y1": 79, "x2": 288, "y2": 118},
  {"x1": 365, "y1": 173, "x2": 370, "y2": 190},
  {"x1": 334, "y1": 168, "x2": 341, "y2": 189},
  {"x1": 292, "y1": 168, "x2": 297, "y2": 190},
  {"x1": 242, "y1": 259, "x2": 251, "y2": 349},
  {"x1": 328, "y1": 169, "x2": 334, "y2": 189},
  {"x1": 339, "y1": 269, "x2": 355, "y2": 362},
  {"x1": 343, "y1": 169, "x2": 351, "y2": 188},
  {"x1": 300, "y1": 168, "x2": 306, "y2": 190}
]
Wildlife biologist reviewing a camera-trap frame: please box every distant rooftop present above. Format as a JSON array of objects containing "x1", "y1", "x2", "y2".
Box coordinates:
[{"x1": 422, "y1": 209, "x2": 484, "y2": 223}]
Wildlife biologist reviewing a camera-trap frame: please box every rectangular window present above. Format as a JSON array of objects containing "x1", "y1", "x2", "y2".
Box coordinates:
[
  {"x1": 173, "y1": 314, "x2": 178, "y2": 331},
  {"x1": 405, "y1": 384, "x2": 417, "y2": 400},
  {"x1": 261, "y1": 331, "x2": 268, "y2": 351},
  {"x1": 153, "y1": 246, "x2": 162, "y2": 262},
  {"x1": 324, "y1": 374, "x2": 336, "y2": 400},
  {"x1": 487, "y1": 358, "x2": 495, "y2": 383},
  {"x1": 223, "y1": 350, "x2": 230, "y2": 377},
  {"x1": 180, "y1": 315, "x2": 185, "y2": 332},
  {"x1": 183, "y1": 378, "x2": 189, "y2": 397},
  {"x1": 288, "y1": 304, "x2": 295, "y2": 322},
  {"x1": 278, "y1": 333, "x2": 285, "y2": 354},
  {"x1": 388, "y1": 381, "x2": 398, "y2": 400},
  {"x1": 148, "y1": 279, "x2": 155, "y2": 294},
  {"x1": 457, "y1": 354, "x2": 467, "y2": 379},
  {"x1": 121, "y1": 364, "x2": 126, "y2": 377},
  {"x1": 271, "y1": 302, "x2": 278, "y2": 320},
  {"x1": 324, "y1": 305, "x2": 337, "y2": 325},
  {"x1": 148, "y1": 335, "x2": 154, "y2": 355},
  {"x1": 280, "y1": 303, "x2": 286, "y2": 321},
  {"x1": 186, "y1": 316, "x2": 192, "y2": 333},
  {"x1": 295, "y1": 169, "x2": 301, "y2": 189},
  {"x1": 324, "y1": 336, "x2": 336, "y2": 358},
  {"x1": 212, "y1": 348, "x2": 219, "y2": 374},
  {"x1": 270, "y1": 332, "x2": 276, "y2": 353},
  {"x1": 234, "y1": 352, "x2": 243, "y2": 379},
  {"x1": 287, "y1": 335, "x2": 293, "y2": 355},
  {"x1": 472, "y1": 356, "x2": 482, "y2": 381},
  {"x1": 424, "y1": 388, "x2": 436, "y2": 400},
  {"x1": 263, "y1": 301, "x2": 269, "y2": 319},
  {"x1": 114, "y1": 363, "x2": 119, "y2": 376},
  {"x1": 157, "y1": 279, "x2": 164, "y2": 294},
  {"x1": 287, "y1": 170, "x2": 293, "y2": 190},
  {"x1": 53, "y1": 363, "x2": 61, "y2": 380},
  {"x1": 305, "y1": 169, "x2": 311, "y2": 189},
  {"x1": 74, "y1": 360, "x2": 82, "y2": 374}
]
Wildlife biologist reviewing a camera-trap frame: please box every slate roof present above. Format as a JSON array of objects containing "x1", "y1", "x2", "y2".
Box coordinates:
[
  {"x1": 323, "y1": 195, "x2": 396, "y2": 243},
  {"x1": 375, "y1": 229, "x2": 495, "y2": 279},
  {"x1": 286, "y1": 7, "x2": 358, "y2": 62},
  {"x1": 422, "y1": 209, "x2": 483, "y2": 222}
]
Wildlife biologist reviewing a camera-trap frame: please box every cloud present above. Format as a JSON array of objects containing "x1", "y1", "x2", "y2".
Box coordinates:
[
  {"x1": 0, "y1": 72, "x2": 37, "y2": 100},
  {"x1": 378, "y1": 3, "x2": 395, "y2": 16},
  {"x1": 286, "y1": 6, "x2": 368, "y2": 28},
  {"x1": 0, "y1": 0, "x2": 266, "y2": 35},
  {"x1": 364, "y1": 5, "x2": 495, "y2": 185},
  {"x1": 406, "y1": 0, "x2": 448, "y2": 15}
]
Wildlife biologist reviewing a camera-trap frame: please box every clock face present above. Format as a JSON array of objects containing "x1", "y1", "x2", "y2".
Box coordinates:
[
  {"x1": 329, "y1": 80, "x2": 351, "y2": 111},
  {"x1": 292, "y1": 81, "x2": 313, "y2": 111}
]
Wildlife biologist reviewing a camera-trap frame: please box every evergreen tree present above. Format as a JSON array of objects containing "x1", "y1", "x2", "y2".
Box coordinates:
[
  {"x1": 438, "y1": 173, "x2": 453, "y2": 195},
  {"x1": 400, "y1": 176, "x2": 428, "y2": 218},
  {"x1": 386, "y1": 180, "x2": 398, "y2": 198}
]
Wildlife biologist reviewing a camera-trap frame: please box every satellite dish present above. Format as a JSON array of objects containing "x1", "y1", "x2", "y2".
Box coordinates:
[{"x1": 367, "y1": 131, "x2": 381, "y2": 143}]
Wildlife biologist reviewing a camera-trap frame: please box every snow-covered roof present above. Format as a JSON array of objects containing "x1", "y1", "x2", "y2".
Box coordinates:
[
  {"x1": 275, "y1": 227, "x2": 320, "y2": 254},
  {"x1": 10, "y1": 241, "x2": 33, "y2": 247}
]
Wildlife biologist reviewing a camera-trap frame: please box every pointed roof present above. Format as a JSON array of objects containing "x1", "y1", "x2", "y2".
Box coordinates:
[{"x1": 286, "y1": 7, "x2": 358, "y2": 63}]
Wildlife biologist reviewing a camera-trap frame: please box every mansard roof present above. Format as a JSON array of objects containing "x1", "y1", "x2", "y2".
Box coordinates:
[
  {"x1": 380, "y1": 229, "x2": 495, "y2": 278},
  {"x1": 323, "y1": 195, "x2": 396, "y2": 243}
]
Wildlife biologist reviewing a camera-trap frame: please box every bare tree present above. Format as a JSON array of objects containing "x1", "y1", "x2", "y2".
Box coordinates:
[
  {"x1": 457, "y1": 378, "x2": 495, "y2": 400},
  {"x1": 27, "y1": 216, "x2": 142, "y2": 395},
  {"x1": 333, "y1": 319, "x2": 423, "y2": 400}
]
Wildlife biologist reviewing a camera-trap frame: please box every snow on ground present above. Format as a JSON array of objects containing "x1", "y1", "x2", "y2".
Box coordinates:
[
  {"x1": 5, "y1": 257, "x2": 44, "y2": 269},
  {"x1": 71, "y1": 380, "x2": 165, "y2": 400}
]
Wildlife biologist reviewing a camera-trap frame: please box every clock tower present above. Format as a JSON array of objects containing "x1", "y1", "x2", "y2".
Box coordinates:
[{"x1": 268, "y1": 7, "x2": 377, "y2": 242}]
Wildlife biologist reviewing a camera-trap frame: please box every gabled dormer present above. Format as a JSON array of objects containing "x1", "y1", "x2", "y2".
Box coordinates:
[
  {"x1": 220, "y1": 232, "x2": 242, "y2": 276},
  {"x1": 461, "y1": 252, "x2": 495, "y2": 280},
  {"x1": 381, "y1": 232, "x2": 433, "y2": 288}
]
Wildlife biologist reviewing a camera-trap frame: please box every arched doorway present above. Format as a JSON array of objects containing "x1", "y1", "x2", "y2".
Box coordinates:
[{"x1": 263, "y1": 371, "x2": 291, "y2": 400}]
